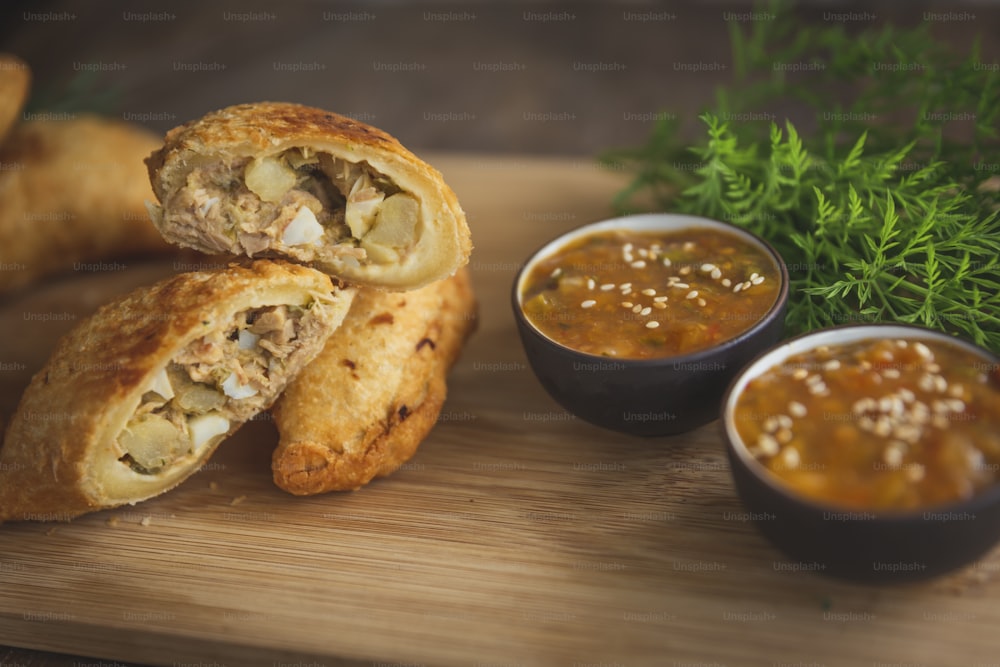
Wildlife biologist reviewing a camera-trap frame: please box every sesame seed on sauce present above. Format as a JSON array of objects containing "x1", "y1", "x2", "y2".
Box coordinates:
[
  {"x1": 733, "y1": 336, "x2": 1000, "y2": 511},
  {"x1": 645, "y1": 321, "x2": 660, "y2": 329},
  {"x1": 519, "y1": 228, "x2": 780, "y2": 358}
]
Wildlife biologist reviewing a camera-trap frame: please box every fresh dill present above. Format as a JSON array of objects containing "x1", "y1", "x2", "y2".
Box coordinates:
[{"x1": 603, "y1": 2, "x2": 1000, "y2": 349}]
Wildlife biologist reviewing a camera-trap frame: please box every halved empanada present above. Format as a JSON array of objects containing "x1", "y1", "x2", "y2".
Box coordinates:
[
  {"x1": 0, "y1": 260, "x2": 355, "y2": 523},
  {"x1": 271, "y1": 268, "x2": 476, "y2": 494},
  {"x1": 145, "y1": 102, "x2": 472, "y2": 290}
]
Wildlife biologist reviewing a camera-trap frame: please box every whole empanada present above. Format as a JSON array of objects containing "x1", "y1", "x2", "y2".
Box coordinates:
[
  {"x1": 0, "y1": 114, "x2": 173, "y2": 293},
  {"x1": 271, "y1": 268, "x2": 476, "y2": 494},
  {"x1": 145, "y1": 102, "x2": 472, "y2": 290},
  {"x1": 0, "y1": 53, "x2": 30, "y2": 144},
  {"x1": 0, "y1": 260, "x2": 355, "y2": 523}
]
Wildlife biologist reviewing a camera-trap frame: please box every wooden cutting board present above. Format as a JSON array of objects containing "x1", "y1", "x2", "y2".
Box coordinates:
[{"x1": 1, "y1": 154, "x2": 998, "y2": 667}]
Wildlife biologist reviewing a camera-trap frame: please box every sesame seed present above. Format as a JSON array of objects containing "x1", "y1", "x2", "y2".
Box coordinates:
[
  {"x1": 640, "y1": 307, "x2": 652, "y2": 316},
  {"x1": 621, "y1": 302, "x2": 633, "y2": 308},
  {"x1": 775, "y1": 428, "x2": 793, "y2": 444},
  {"x1": 550, "y1": 268, "x2": 562, "y2": 278},
  {"x1": 733, "y1": 283, "x2": 743, "y2": 293},
  {"x1": 792, "y1": 368, "x2": 809, "y2": 380},
  {"x1": 788, "y1": 401, "x2": 807, "y2": 418},
  {"x1": 764, "y1": 417, "x2": 779, "y2": 432},
  {"x1": 898, "y1": 388, "x2": 916, "y2": 403},
  {"x1": 679, "y1": 266, "x2": 692, "y2": 276},
  {"x1": 721, "y1": 278, "x2": 732, "y2": 287},
  {"x1": 623, "y1": 243, "x2": 634, "y2": 253},
  {"x1": 911, "y1": 402, "x2": 930, "y2": 423},
  {"x1": 586, "y1": 278, "x2": 595, "y2": 290},
  {"x1": 642, "y1": 288, "x2": 657, "y2": 296},
  {"x1": 823, "y1": 360, "x2": 841, "y2": 371},
  {"x1": 751, "y1": 276, "x2": 765, "y2": 285},
  {"x1": 780, "y1": 446, "x2": 800, "y2": 469},
  {"x1": 662, "y1": 258, "x2": 672, "y2": 267},
  {"x1": 638, "y1": 248, "x2": 649, "y2": 259},
  {"x1": 947, "y1": 384, "x2": 964, "y2": 399},
  {"x1": 873, "y1": 417, "x2": 892, "y2": 438},
  {"x1": 686, "y1": 290, "x2": 699, "y2": 299},
  {"x1": 896, "y1": 340, "x2": 908, "y2": 348},
  {"x1": 672, "y1": 282, "x2": 690, "y2": 289},
  {"x1": 808, "y1": 382, "x2": 828, "y2": 396},
  {"x1": 697, "y1": 298, "x2": 707, "y2": 307},
  {"x1": 619, "y1": 282, "x2": 632, "y2": 291},
  {"x1": 683, "y1": 241, "x2": 695, "y2": 252},
  {"x1": 917, "y1": 374, "x2": 935, "y2": 392},
  {"x1": 653, "y1": 302, "x2": 667, "y2": 309},
  {"x1": 632, "y1": 304, "x2": 642, "y2": 314},
  {"x1": 654, "y1": 296, "x2": 668, "y2": 303},
  {"x1": 946, "y1": 398, "x2": 966, "y2": 412},
  {"x1": 750, "y1": 272, "x2": 760, "y2": 281},
  {"x1": 645, "y1": 321, "x2": 660, "y2": 329},
  {"x1": 912, "y1": 341, "x2": 934, "y2": 361},
  {"x1": 742, "y1": 281, "x2": 753, "y2": 291},
  {"x1": 601, "y1": 283, "x2": 616, "y2": 291},
  {"x1": 631, "y1": 260, "x2": 647, "y2": 269},
  {"x1": 926, "y1": 363, "x2": 941, "y2": 374},
  {"x1": 806, "y1": 374, "x2": 823, "y2": 386},
  {"x1": 931, "y1": 414, "x2": 949, "y2": 429},
  {"x1": 883, "y1": 441, "x2": 906, "y2": 466},
  {"x1": 711, "y1": 268, "x2": 722, "y2": 280},
  {"x1": 700, "y1": 263, "x2": 716, "y2": 272},
  {"x1": 883, "y1": 369, "x2": 901, "y2": 379},
  {"x1": 581, "y1": 300, "x2": 596, "y2": 309},
  {"x1": 624, "y1": 253, "x2": 634, "y2": 263},
  {"x1": 933, "y1": 376, "x2": 948, "y2": 393},
  {"x1": 893, "y1": 424, "x2": 921, "y2": 444},
  {"x1": 757, "y1": 433, "x2": 780, "y2": 456}
]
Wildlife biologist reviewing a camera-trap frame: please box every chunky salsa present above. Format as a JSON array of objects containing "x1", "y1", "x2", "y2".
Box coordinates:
[
  {"x1": 733, "y1": 337, "x2": 1000, "y2": 510},
  {"x1": 520, "y1": 228, "x2": 780, "y2": 358}
]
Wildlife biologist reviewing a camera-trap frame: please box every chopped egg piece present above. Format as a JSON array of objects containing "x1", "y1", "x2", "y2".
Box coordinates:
[
  {"x1": 188, "y1": 414, "x2": 230, "y2": 451},
  {"x1": 222, "y1": 372, "x2": 258, "y2": 399},
  {"x1": 281, "y1": 207, "x2": 324, "y2": 247},
  {"x1": 146, "y1": 367, "x2": 174, "y2": 400},
  {"x1": 237, "y1": 329, "x2": 260, "y2": 350}
]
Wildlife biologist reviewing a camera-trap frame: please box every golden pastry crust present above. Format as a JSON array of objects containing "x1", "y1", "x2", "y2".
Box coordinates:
[
  {"x1": 0, "y1": 260, "x2": 355, "y2": 523},
  {"x1": 271, "y1": 268, "x2": 477, "y2": 494},
  {"x1": 0, "y1": 54, "x2": 30, "y2": 143},
  {"x1": 0, "y1": 115, "x2": 172, "y2": 294},
  {"x1": 145, "y1": 102, "x2": 472, "y2": 290}
]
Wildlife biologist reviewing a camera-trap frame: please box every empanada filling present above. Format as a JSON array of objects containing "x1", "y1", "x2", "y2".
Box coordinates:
[
  {"x1": 164, "y1": 149, "x2": 420, "y2": 266},
  {"x1": 116, "y1": 300, "x2": 328, "y2": 475}
]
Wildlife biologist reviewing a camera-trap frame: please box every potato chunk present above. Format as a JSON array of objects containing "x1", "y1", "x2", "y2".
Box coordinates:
[
  {"x1": 120, "y1": 414, "x2": 188, "y2": 471},
  {"x1": 245, "y1": 155, "x2": 297, "y2": 203}
]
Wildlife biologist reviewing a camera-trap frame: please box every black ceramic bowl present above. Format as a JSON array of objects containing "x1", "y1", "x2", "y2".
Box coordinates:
[
  {"x1": 511, "y1": 213, "x2": 789, "y2": 436},
  {"x1": 722, "y1": 324, "x2": 1000, "y2": 582}
]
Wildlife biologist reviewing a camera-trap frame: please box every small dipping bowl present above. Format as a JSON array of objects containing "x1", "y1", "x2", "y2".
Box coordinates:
[
  {"x1": 722, "y1": 324, "x2": 1000, "y2": 582},
  {"x1": 512, "y1": 213, "x2": 789, "y2": 436}
]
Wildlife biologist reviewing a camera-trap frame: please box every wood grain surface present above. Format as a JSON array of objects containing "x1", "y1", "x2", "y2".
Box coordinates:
[{"x1": 0, "y1": 154, "x2": 998, "y2": 667}]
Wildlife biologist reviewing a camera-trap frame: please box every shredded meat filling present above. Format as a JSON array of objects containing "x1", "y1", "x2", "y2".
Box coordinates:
[
  {"x1": 162, "y1": 149, "x2": 420, "y2": 267},
  {"x1": 117, "y1": 302, "x2": 327, "y2": 475}
]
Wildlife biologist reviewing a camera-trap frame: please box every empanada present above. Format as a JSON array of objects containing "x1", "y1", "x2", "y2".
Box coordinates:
[
  {"x1": 0, "y1": 114, "x2": 172, "y2": 293},
  {"x1": 145, "y1": 102, "x2": 472, "y2": 290},
  {"x1": 0, "y1": 260, "x2": 355, "y2": 523},
  {"x1": 0, "y1": 54, "x2": 30, "y2": 143},
  {"x1": 271, "y1": 268, "x2": 476, "y2": 494}
]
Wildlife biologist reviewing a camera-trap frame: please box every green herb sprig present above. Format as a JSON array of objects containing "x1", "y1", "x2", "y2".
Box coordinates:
[{"x1": 603, "y1": 2, "x2": 1000, "y2": 350}]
